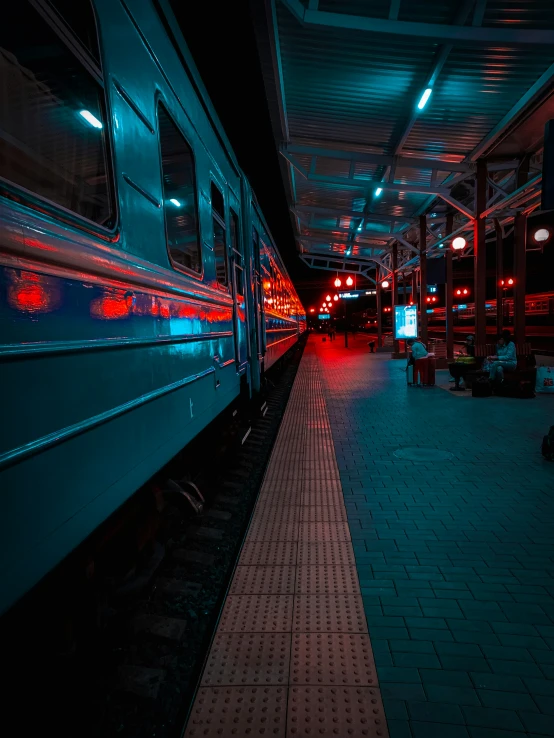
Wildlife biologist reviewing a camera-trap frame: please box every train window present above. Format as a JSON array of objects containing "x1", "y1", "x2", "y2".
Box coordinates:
[
  {"x1": 0, "y1": 0, "x2": 114, "y2": 227},
  {"x1": 230, "y1": 209, "x2": 244, "y2": 296},
  {"x1": 158, "y1": 105, "x2": 201, "y2": 274},
  {"x1": 48, "y1": 0, "x2": 101, "y2": 64},
  {"x1": 211, "y1": 182, "x2": 227, "y2": 286}
]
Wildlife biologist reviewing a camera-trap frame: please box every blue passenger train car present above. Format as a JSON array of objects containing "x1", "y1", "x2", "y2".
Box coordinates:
[{"x1": 0, "y1": 0, "x2": 305, "y2": 615}]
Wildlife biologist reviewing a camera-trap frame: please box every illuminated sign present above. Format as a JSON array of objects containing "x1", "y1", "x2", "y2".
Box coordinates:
[
  {"x1": 393, "y1": 304, "x2": 418, "y2": 340},
  {"x1": 338, "y1": 292, "x2": 359, "y2": 299},
  {"x1": 318, "y1": 313, "x2": 330, "y2": 320}
]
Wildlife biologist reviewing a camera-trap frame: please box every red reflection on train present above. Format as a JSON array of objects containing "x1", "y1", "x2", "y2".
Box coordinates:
[
  {"x1": 91, "y1": 289, "x2": 133, "y2": 320},
  {"x1": 7, "y1": 270, "x2": 61, "y2": 314}
]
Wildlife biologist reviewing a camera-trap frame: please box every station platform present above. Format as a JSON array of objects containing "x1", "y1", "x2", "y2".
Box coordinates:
[{"x1": 185, "y1": 334, "x2": 554, "y2": 738}]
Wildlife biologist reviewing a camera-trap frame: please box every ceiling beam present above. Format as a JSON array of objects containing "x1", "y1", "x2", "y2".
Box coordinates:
[
  {"x1": 299, "y1": 234, "x2": 390, "y2": 247},
  {"x1": 300, "y1": 255, "x2": 378, "y2": 281},
  {"x1": 282, "y1": 143, "x2": 472, "y2": 173},
  {"x1": 468, "y1": 61, "x2": 554, "y2": 160},
  {"x1": 292, "y1": 205, "x2": 412, "y2": 224},
  {"x1": 280, "y1": 0, "x2": 554, "y2": 44},
  {"x1": 286, "y1": 164, "x2": 475, "y2": 219},
  {"x1": 393, "y1": 0, "x2": 476, "y2": 155},
  {"x1": 389, "y1": 0, "x2": 401, "y2": 21}
]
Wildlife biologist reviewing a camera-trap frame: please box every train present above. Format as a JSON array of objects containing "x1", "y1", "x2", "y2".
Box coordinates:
[
  {"x1": 0, "y1": 0, "x2": 305, "y2": 615},
  {"x1": 427, "y1": 292, "x2": 554, "y2": 322}
]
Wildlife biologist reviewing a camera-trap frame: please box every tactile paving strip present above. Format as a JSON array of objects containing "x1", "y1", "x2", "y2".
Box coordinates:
[
  {"x1": 201, "y1": 632, "x2": 292, "y2": 686},
  {"x1": 290, "y1": 633, "x2": 377, "y2": 686},
  {"x1": 298, "y1": 541, "x2": 356, "y2": 567},
  {"x1": 296, "y1": 566, "x2": 360, "y2": 594},
  {"x1": 298, "y1": 506, "x2": 347, "y2": 522},
  {"x1": 248, "y1": 519, "x2": 298, "y2": 541},
  {"x1": 287, "y1": 686, "x2": 388, "y2": 737},
  {"x1": 184, "y1": 686, "x2": 287, "y2": 737},
  {"x1": 293, "y1": 594, "x2": 367, "y2": 633},
  {"x1": 239, "y1": 541, "x2": 297, "y2": 566},
  {"x1": 219, "y1": 595, "x2": 294, "y2": 632},
  {"x1": 297, "y1": 522, "x2": 351, "y2": 541},
  {"x1": 230, "y1": 566, "x2": 296, "y2": 595},
  {"x1": 302, "y1": 488, "x2": 344, "y2": 506},
  {"x1": 184, "y1": 347, "x2": 389, "y2": 738}
]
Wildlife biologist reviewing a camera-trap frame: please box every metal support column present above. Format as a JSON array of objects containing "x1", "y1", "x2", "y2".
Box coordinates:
[
  {"x1": 474, "y1": 160, "x2": 487, "y2": 345},
  {"x1": 411, "y1": 270, "x2": 417, "y2": 305},
  {"x1": 445, "y1": 213, "x2": 454, "y2": 360},
  {"x1": 494, "y1": 219, "x2": 504, "y2": 335},
  {"x1": 514, "y1": 213, "x2": 527, "y2": 342},
  {"x1": 392, "y1": 243, "x2": 399, "y2": 354},
  {"x1": 513, "y1": 157, "x2": 529, "y2": 343},
  {"x1": 419, "y1": 215, "x2": 428, "y2": 344},
  {"x1": 376, "y1": 268, "x2": 382, "y2": 347}
]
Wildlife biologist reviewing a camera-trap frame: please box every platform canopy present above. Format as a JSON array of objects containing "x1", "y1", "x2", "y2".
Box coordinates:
[{"x1": 252, "y1": 0, "x2": 554, "y2": 280}]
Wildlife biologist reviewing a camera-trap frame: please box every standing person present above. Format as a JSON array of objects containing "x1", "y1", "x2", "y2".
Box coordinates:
[
  {"x1": 487, "y1": 330, "x2": 517, "y2": 385},
  {"x1": 406, "y1": 337, "x2": 428, "y2": 368}
]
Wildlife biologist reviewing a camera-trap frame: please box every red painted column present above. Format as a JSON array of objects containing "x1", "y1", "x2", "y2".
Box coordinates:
[
  {"x1": 494, "y1": 219, "x2": 504, "y2": 335},
  {"x1": 392, "y1": 243, "x2": 399, "y2": 355},
  {"x1": 419, "y1": 215, "x2": 428, "y2": 344},
  {"x1": 445, "y1": 213, "x2": 454, "y2": 360},
  {"x1": 376, "y1": 268, "x2": 383, "y2": 347},
  {"x1": 474, "y1": 160, "x2": 487, "y2": 345},
  {"x1": 513, "y1": 213, "x2": 527, "y2": 343}
]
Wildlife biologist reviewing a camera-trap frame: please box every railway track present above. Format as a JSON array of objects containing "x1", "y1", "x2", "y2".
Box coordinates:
[{"x1": 2, "y1": 336, "x2": 306, "y2": 738}]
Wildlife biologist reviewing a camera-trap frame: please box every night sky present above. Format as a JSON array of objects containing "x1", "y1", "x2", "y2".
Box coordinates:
[{"x1": 172, "y1": 1, "x2": 554, "y2": 311}]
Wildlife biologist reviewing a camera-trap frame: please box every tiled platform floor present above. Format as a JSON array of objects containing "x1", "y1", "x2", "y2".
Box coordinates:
[
  {"x1": 184, "y1": 334, "x2": 554, "y2": 737},
  {"x1": 184, "y1": 339, "x2": 388, "y2": 737},
  {"x1": 315, "y1": 334, "x2": 554, "y2": 738}
]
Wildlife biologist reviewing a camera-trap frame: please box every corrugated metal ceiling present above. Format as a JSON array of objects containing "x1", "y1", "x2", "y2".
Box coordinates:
[{"x1": 253, "y1": 0, "x2": 554, "y2": 275}]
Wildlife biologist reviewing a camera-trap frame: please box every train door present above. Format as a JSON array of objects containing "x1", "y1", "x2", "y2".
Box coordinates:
[
  {"x1": 252, "y1": 227, "x2": 266, "y2": 358},
  {"x1": 228, "y1": 191, "x2": 248, "y2": 369}
]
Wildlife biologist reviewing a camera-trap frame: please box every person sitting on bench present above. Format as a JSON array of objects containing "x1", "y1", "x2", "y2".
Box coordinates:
[
  {"x1": 488, "y1": 330, "x2": 517, "y2": 385},
  {"x1": 448, "y1": 335, "x2": 476, "y2": 392}
]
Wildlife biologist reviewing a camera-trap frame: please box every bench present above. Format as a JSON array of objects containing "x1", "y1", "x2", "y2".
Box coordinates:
[{"x1": 473, "y1": 342, "x2": 536, "y2": 387}]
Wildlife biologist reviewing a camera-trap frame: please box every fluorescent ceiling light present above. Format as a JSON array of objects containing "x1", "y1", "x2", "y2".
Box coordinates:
[
  {"x1": 417, "y1": 88, "x2": 432, "y2": 110},
  {"x1": 375, "y1": 187, "x2": 383, "y2": 197},
  {"x1": 169, "y1": 198, "x2": 182, "y2": 207},
  {"x1": 79, "y1": 110, "x2": 103, "y2": 128}
]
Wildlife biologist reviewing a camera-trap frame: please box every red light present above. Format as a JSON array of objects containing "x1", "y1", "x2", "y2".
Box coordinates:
[
  {"x1": 7, "y1": 270, "x2": 61, "y2": 314},
  {"x1": 333, "y1": 295, "x2": 338, "y2": 301},
  {"x1": 381, "y1": 280, "x2": 390, "y2": 289},
  {"x1": 455, "y1": 289, "x2": 462, "y2": 296},
  {"x1": 326, "y1": 294, "x2": 332, "y2": 302},
  {"x1": 507, "y1": 278, "x2": 514, "y2": 286},
  {"x1": 346, "y1": 276, "x2": 354, "y2": 287},
  {"x1": 463, "y1": 289, "x2": 468, "y2": 295},
  {"x1": 426, "y1": 297, "x2": 431, "y2": 303},
  {"x1": 309, "y1": 308, "x2": 315, "y2": 313},
  {"x1": 334, "y1": 277, "x2": 341, "y2": 287},
  {"x1": 91, "y1": 289, "x2": 133, "y2": 320}
]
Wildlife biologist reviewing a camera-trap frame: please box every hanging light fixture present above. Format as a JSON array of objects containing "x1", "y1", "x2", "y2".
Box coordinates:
[
  {"x1": 451, "y1": 236, "x2": 467, "y2": 251},
  {"x1": 334, "y1": 277, "x2": 341, "y2": 288},
  {"x1": 346, "y1": 276, "x2": 354, "y2": 287},
  {"x1": 381, "y1": 280, "x2": 390, "y2": 289}
]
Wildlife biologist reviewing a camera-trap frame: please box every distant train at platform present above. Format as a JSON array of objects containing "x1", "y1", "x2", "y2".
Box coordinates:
[
  {"x1": 0, "y1": 0, "x2": 305, "y2": 614},
  {"x1": 427, "y1": 292, "x2": 554, "y2": 324}
]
